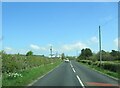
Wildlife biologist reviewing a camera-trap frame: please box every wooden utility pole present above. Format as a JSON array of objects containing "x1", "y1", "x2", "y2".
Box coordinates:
[
  {"x1": 99, "y1": 26, "x2": 102, "y2": 66},
  {"x1": 50, "y1": 46, "x2": 52, "y2": 58}
]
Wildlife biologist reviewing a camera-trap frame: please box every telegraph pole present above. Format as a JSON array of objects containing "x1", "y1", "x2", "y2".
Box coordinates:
[
  {"x1": 99, "y1": 26, "x2": 102, "y2": 66},
  {"x1": 50, "y1": 46, "x2": 52, "y2": 58},
  {"x1": 55, "y1": 51, "x2": 58, "y2": 58},
  {"x1": 76, "y1": 50, "x2": 78, "y2": 58}
]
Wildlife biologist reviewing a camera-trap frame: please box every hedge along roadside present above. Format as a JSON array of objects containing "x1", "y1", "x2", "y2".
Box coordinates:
[
  {"x1": 2, "y1": 59, "x2": 62, "y2": 86},
  {"x1": 2, "y1": 53, "x2": 59, "y2": 73},
  {"x1": 78, "y1": 60, "x2": 120, "y2": 72},
  {"x1": 78, "y1": 60, "x2": 120, "y2": 79}
]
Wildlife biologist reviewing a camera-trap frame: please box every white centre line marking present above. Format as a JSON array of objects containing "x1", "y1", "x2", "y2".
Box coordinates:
[
  {"x1": 71, "y1": 65, "x2": 73, "y2": 68},
  {"x1": 70, "y1": 63, "x2": 73, "y2": 68},
  {"x1": 72, "y1": 68, "x2": 76, "y2": 73},
  {"x1": 76, "y1": 75, "x2": 85, "y2": 88},
  {"x1": 70, "y1": 61, "x2": 85, "y2": 88}
]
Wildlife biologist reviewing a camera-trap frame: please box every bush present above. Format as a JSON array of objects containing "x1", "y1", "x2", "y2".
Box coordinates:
[
  {"x1": 101, "y1": 62, "x2": 119, "y2": 72},
  {"x1": 26, "y1": 51, "x2": 33, "y2": 56},
  {"x1": 2, "y1": 53, "x2": 59, "y2": 73},
  {"x1": 79, "y1": 59, "x2": 119, "y2": 73},
  {"x1": 87, "y1": 61, "x2": 92, "y2": 65}
]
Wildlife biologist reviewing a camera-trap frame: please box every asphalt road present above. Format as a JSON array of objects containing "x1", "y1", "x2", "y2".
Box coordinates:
[{"x1": 30, "y1": 60, "x2": 119, "y2": 88}]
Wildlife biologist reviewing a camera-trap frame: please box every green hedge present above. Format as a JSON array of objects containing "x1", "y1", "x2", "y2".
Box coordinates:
[
  {"x1": 2, "y1": 54, "x2": 58, "y2": 73},
  {"x1": 101, "y1": 62, "x2": 119, "y2": 72},
  {"x1": 79, "y1": 60, "x2": 120, "y2": 72}
]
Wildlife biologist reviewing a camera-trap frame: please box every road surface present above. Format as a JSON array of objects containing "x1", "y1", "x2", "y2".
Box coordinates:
[{"x1": 30, "y1": 60, "x2": 119, "y2": 88}]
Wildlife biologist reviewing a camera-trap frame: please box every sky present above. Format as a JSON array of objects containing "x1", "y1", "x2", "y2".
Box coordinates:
[
  {"x1": 2, "y1": 2, "x2": 118, "y2": 56},
  {"x1": 1, "y1": 0, "x2": 120, "y2": 2}
]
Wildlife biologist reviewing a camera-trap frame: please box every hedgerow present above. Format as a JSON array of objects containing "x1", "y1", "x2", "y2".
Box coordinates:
[
  {"x1": 79, "y1": 60, "x2": 120, "y2": 72},
  {"x1": 2, "y1": 53, "x2": 58, "y2": 73}
]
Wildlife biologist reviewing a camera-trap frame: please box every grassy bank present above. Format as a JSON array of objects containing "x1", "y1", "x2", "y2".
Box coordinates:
[
  {"x1": 2, "y1": 60, "x2": 62, "y2": 87},
  {"x1": 78, "y1": 60, "x2": 119, "y2": 80}
]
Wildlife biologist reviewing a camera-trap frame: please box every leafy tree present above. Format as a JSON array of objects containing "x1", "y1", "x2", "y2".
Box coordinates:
[
  {"x1": 78, "y1": 48, "x2": 93, "y2": 60},
  {"x1": 81, "y1": 49, "x2": 85, "y2": 56},
  {"x1": 61, "y1": 53, "x2": 65, "y2": 60},
  {"x1": 110, "y1": 50, "x2": 118, "y2": 57},
  {"x1": 26, "y1": 51, "x2": 33, "y2": 56},
  {"x1": 110, "y1": 50, "x2": 120, "y2": 60},
  {"x1": 96, "y1": 50, "x2": 113, "y2": 61},
  {"x1": 102, "y1": 51, "x2": 111, "y2": 61},
  {"x1": 84, "y1": 48, "x2": 93, "y2": 57}
]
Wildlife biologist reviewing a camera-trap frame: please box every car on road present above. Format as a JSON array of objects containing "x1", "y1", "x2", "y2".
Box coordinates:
[{"x1": 64, "y1": 58, "x2": 69, "y2": 63}]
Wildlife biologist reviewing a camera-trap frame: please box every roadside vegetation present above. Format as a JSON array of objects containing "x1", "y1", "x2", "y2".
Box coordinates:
[
  {"x1": 1, "y1": 51, "x2": 62, "y2": 86},
  {"x1": 76, "y1": 48, "x2": 120, "y2": 79}
]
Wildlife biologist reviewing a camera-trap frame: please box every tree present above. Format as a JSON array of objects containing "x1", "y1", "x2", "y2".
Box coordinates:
[
  {"x1": 110, "y1": 50, "x2": 120, "y2": 60},
  {"x1": 26, "y1": 51, "x2": 33, "y2": 56},
  {"x1": 61, "y1": 53, "x2": 65, "y2": 60},
  {"x1": 96, "y1": 50, "x2": 112, "y2": 61},
  {"x1": 110, "y1": 50, "x2": 118, "y2": 56},
  {"x1": 102, "y1": 51, "x2": 111, "y2": 61},
  {"x1": 84, "y1": 48, "x2": 93, "y2": 57},
  {"x1": 77, "y1": 48, "x2": 93, "y2": 60}
]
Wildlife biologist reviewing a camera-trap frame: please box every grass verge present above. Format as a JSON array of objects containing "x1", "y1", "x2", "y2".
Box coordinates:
[
  {"x1": 2, "y1": 60, "x2": 62, "y2": 87},
  {"x1": 79, "y1": 61, "x2": 118, "y2": 80}
]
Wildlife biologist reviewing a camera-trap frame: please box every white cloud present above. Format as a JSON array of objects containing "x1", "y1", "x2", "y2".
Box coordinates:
[
  {"x1": 4, "y1": 47, "x2": 13, "y2": 51},
  {"x1": 4, "y1": 47, "x2": 14, "y2": 54},
  {"x1": 47, "y1": 44, "x2": 52, "y2": 47},
  {"x1": 30, "y1": 44, "x2": 40, "y2": 50},
  {"x1": 114, "y1": 38, "x2": 120, "y2": 48},
  {"x1": 87, "y1": 36, "x2": 98, "y2": 45},
  {"x1": 90, "y1": 36, "x2": 98, "y2": 43},
  {"x1": 39, "y1": 47, "x2": 47, "y2": 51},
  {"x1": 114, "y1": 38, "x2": 118, "y2": 47},
  {"x1": 113, "y1": 38, "x2": 120, "y2": 51},
  {"x1": 30, "y1": 44, "x2": 47, "y2": 51},
  {"x1": 61, "y1": 42, "x2": 88, "y2": 51}
]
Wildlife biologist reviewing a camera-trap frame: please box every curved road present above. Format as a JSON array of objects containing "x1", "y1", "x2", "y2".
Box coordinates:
[{"x1": 30, "y1": 60, "x2": 119, "y2": 88}]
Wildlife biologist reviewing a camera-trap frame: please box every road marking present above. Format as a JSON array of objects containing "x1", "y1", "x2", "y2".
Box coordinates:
[
  {"x1": 76, "y1": 75, "x2": 85, "y2": 88},
  {"x1": 70, "y1": 61, "x2": 85, "y2": 87},
  {"x1": 72, "y1": 68, "x2": 76, "y2": 73},
  {"x1": 70, "y1": 62, "x2": 75, "y2": 73},
  {"x1": 71, "y1": 64, "x2": 73, "y2": 68},
  {"x1": 70, "y1": 63, "x2": 73, "y2": 68}
]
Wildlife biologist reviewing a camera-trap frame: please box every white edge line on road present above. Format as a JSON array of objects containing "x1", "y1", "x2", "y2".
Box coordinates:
[
  {"x1": 72, "y1": 68, "x2": 76, "y2": 73},
  {"x1": 76, "y1": 75, "x2": 85, "y2": 88},
  {"x1": 27, "y1": 62, "x2": 62, "y2": 86}
]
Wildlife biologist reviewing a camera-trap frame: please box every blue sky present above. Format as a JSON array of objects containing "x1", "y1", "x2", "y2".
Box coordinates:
[{"x1": 2, "y1": 2, "x2": 118, "y2": 56}]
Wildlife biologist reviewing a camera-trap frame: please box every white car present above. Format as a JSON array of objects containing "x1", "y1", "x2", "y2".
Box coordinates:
[{"x1": 64, "y1": 59, "x2": 69, "y2": 62}]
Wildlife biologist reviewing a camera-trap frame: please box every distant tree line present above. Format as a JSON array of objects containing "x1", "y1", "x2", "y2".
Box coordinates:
[{"x1": 77, "y1": 48, "x2": 120, "y2": 61}]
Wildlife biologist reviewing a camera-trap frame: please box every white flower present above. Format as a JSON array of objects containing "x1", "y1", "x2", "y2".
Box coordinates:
[{"x1": 14, "y1": 75, "x2": 16, "y2": 77}]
